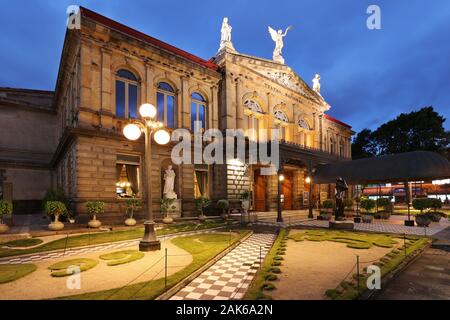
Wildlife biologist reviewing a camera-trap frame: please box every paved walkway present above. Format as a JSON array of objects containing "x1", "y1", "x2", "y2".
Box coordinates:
[
  {"x1": 375, "y1": 247, "x2": 450, "y2": 300},
  {"x1": 256, "y1": 219, "x2": 449, "y2": 236},
  {"x1": 169, "y1": 232, "x2": 276, "y2": 300},
  {"x1": 0, "y1": 229, "x2": 221, "y2": 265}
]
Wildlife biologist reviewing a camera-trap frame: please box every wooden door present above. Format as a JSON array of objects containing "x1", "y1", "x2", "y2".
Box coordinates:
[
  {"x1": 254, "y1": 171, "x2": 267, "y2": 211},
  {"x1": 282, "y1": 172, "x2": 293, "y2": 210}
]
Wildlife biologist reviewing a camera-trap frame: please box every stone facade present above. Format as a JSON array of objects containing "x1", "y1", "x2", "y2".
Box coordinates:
[{"x1": 0, "y1": 7, "x2": 353, "y2": 222}]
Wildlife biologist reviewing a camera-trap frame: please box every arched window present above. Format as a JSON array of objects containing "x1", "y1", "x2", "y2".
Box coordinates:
[
  {"x1": 244, "y1": 100, "x2": 263, "y2": 141},
  {"x1": 115, "y1": 69, "x2": 139, "y2": 119},
  {"x1": 330, "y1": 137, "x2": 335, "y2": 154},
  {"x1": 191, "y1": 92, "x2": 206, "y2": 131},
  {"x1": 274, "y1": 110, "x2": 289, "y2": 140},
  {"x1": 244, "y1": 99, "x2": 263, "y2": 113},
  {"x1": 156, "y1": 82, "x2": 175, "y2": 128},
  {"x1": 298, "y1": 119, "x2": 310, "y2": 130}
]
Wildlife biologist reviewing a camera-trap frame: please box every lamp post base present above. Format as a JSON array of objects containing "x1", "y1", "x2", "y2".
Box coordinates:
[{"x1": 139, "y1": 221, "x2": 161, "y2": 252}]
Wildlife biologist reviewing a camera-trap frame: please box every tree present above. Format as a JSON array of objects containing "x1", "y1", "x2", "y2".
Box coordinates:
[
  {"x1": 351, "y1": 107, "x2": 449, "y2": 158},
  {"x1": 351, "y1": 129, "x2": 376, "y2": 159}
]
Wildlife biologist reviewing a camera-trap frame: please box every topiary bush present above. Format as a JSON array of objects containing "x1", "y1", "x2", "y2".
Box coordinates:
[
  {"x1": 0, "y1": 200, "x2": 13, "y2": 224},
  {"x1": 412, "y1": 198, "x2": 431, "y2": 213},
  {"x1": 44, "y1": 201, "x2": 67, "y2": 222},
  {"x1": 86, "y1": 201, "x2": 105, "y2": 220},
  {"x1": 360, "y1": 198, "x2": 376, "y2": 213},
  {"x1": 343, "y1": 198, "x2": 353, "y2": 210},
  {"x1": 322, "y1": 199, "x2": 334, "y2": 211}
]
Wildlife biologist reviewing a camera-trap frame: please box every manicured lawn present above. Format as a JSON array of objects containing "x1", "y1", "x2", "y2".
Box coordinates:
[
  {"x1": 325, "y1": 236, "x2": 430, "y2": 300},
  {"x1": 0, "y1": 219, "x2": 235, "y2": 259},
  {"x1": 56, "y1": 230, "x2": 249, "y2": 300},
  {"x1": 288, "y1": 230, "x2": 398, "y2": 249},
  {"x1": 0, "y1": 264, "x2": 37, "y2": 284},
  {"x1": 3, "y1": 238, "x2": 43, "y2": 248},
  {"x1": 392, "y1": 209, "x2": 450, "y2": 216},
  {"x1": 244, "y1": 229, "x2": 286, "y2": 300},
  {"x1": 99, "y1": 250, "x2": 145, "y2": 266},
  {"x1": 48, "y1": 258, "x2": 99, "y2": 277}
]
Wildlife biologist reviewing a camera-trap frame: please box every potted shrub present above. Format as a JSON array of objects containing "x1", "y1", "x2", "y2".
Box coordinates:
[
  {"x1": 415, "y1": 213, "x2": 432, "y2": 227},
  {"x1": 125, "y1": 198, "x2": 142, "y2": 226},
  {"x1": 343, "y1": 198, "x2": 354, "y2": 218},
  {"x1": 240, "y1": 191, "x2": 250, "y2": 211},
  {"x1": 0, "y1": 200, "x2": 12, "y2": 233},
  {"x1": 86, "y1": 201, "x2": 105, "y2": 228},
  {"x1": 319, "y1": 211, "x2": 332, "y2": 221},
  {"x1": 160, "y1": 197, "x2": 176, "y2": 224},
  {"x1": 195, "y1": 196, "x2": 211, "y2": 222},
  {"x1": 45, "y1": 201, "x2": 67, "y2": 231},
  {"x1": 376, "y1": 197, "x2": 392, "y2": 219},
  {"x1": 217, "y1": 199, "x2": 230, "y2": 220},
  {"x1": 360, "y1": 198, "x2": 376, "y2": 223},
  {"x1": 318, "y1": 200, "x2": 333, "y2": 220},
  {"x1": 429, "y1": 198, "x2": 443, "y2": 222}
]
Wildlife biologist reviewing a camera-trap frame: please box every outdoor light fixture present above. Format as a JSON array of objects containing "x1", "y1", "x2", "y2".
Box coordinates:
[
  {"x1": 122, "y1": 103, "x2": 170, "y2": 252},
  {"x1": 279, "y1": 174, "x2": 285, "y2": 181},
  {"x1": 305, "y1": 176, "x2": 311, "y2": 184}
]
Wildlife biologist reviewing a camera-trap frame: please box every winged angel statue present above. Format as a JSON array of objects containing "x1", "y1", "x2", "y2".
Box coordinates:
[{"x1": 268, "y1": 26, "x2": 292, "y2": 64}]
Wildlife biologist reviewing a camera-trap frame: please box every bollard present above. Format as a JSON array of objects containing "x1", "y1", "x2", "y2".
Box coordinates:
[{"x1": 164, "y1": 248, "x2": 168, "y2": 289}]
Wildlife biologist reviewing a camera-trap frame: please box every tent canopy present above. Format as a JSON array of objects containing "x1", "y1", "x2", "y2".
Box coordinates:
[{"x1": 313, "y1": 151, "x2": 450, "y2": 184}]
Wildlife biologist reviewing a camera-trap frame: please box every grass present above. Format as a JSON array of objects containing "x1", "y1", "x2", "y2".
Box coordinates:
[
  {"x1": 3, "y1": 238, "x2": 43, "y2": 247},
  {"x1": 325, "y1": 236, "x2": 430, "y2": 300},
  {"x1": 0, "y1": 264, "x2": 37, "y2": 284},
  {"x1": 288, "y1": 230, "x2": 398, "y2": 249},
  {"x1": 392, "y1": 209, "x2": 450, "y2": 216},
  {"x1": 55, "y1": 230, "x2": 249, "y2": 300},
  {"x1": 0, "y1": 219, "x2": 234, "y2": 259},
  {"x1": 48, "y1": 258, "x2": 99, "y2": 277},
  {"x1": 244, "y1": 229, "x2": 286, "y2": 300},
  {"x1": 99, "y1": 250, "x2": 145, "y2": 266}
]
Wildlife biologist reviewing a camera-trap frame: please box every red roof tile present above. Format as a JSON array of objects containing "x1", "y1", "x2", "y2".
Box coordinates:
[
  {"x1": 80, "y1": 7, "x2": 219, "y2": 71},
  {"x1": 324, "y1": 114, "x2": 352, "y2": 129}
]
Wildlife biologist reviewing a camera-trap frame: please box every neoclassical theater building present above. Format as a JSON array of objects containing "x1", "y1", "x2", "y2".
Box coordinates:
[{"x1": 0, "y1": 7, "x2": 352, "y2": 222}]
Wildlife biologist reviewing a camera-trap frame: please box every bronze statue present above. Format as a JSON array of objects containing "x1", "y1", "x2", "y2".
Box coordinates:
[{"x1": 335, "y1": 177, "x2": 348, "y2": 221}]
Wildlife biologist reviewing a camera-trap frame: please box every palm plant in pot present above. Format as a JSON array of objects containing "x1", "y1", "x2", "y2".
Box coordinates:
[
  {"x1": 45, "y1": 201, "x2": 67, "y2": 231},
  {"x1": 0, "y1": 200, "x2": 12, "y2": 233},
  {"x1": 160, "y1": 197, "x2": 176, "y2": 224},
  {"x1": 412, "y1": 198, "x2": 432, "y2": 227},
  {"x1": 195, "y1": 196, "x2": 211, "y2": 222},
  {"x1": 217, "y1": 199, "x2": 230, "y2": 220},
  {"x1": 125, "y1": 198, "x2": 142, "y2": 226},
  {"x1": 86, "y1": 201, "x2": 105, "y2": 228},
  {"x1": 360, "y1": 198, "x2": 376, "y2": 223}
]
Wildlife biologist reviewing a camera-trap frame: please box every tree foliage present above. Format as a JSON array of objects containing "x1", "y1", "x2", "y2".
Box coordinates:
[{"x1": 352, "y1": 107, "x2": 449, "y2": 159}]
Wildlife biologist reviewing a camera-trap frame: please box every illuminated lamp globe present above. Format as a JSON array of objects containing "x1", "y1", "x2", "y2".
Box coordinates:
[
  {"x1": 123, "y1": 123, "x2": 142, "y2": 141},
  {"x1": 139, "y1": 103, "x2": 157, "y2": 118},
  {"x1": 154, "y1": 129, "x2": 170, "y2": 145},
  {"x1": 305, "y1": 176, "x2": 311, "y2": 184}
]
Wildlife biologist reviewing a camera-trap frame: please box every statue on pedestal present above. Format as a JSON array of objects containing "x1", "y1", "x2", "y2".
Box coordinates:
[
  {"x1": 218, "y1": 17, "x2": 236, "y2": 52},
  {"x1": 163, "y1": 165, "x2": 177, "y2": 199},
  {"x1": 334, "y1": 177, "x2": 348, "y2": 221},
  {"x1": 268, "y1": 26, "x2": 292, "y2": 64},
  {"x1": 312, "y1": 74, "x2": 321, "y2": 94}
]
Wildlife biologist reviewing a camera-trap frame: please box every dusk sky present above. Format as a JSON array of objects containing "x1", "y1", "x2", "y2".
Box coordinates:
[{"x1": 0, "y1": 0, "x2": 449, "y2": 134}]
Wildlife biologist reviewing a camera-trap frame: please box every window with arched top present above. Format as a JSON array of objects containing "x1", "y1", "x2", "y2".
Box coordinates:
[
  {"x1": 298, "y1": 119, "x2": 310, "y2": 130},
  {"x1": 244, "y1": 99, "x2": 263, "y2": 113},
  {"x1": 156, "y1": 82, "x2": 176, "y2": 128},
  {"x1": 339, "y1": 140, "x2": 345, "y2": 157},
  {"x1": 273, "y1": 110, "x2": 289, "y2": 140},
  {"x1": 115, "y1": 69, "x2": 139, "y2": 119},
  {"x1": 191, "y1": 92, "x2": 207, "y2": 131},
  {"x1": 330, "y1": 137, "x2": 336, "y2": 154}
]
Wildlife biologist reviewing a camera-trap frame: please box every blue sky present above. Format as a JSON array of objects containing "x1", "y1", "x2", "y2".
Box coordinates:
[{"x1": 0, "y1": 0, "x2": 449, "y2": 133}]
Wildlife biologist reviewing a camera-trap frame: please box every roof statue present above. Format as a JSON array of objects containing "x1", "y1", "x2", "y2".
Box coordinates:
[
  {"x1": 268, "y1": 26, "x2": 292, "y2": 64},
  {"x1": 218, "y1": 17, "x2": 236, "y2": 52}
]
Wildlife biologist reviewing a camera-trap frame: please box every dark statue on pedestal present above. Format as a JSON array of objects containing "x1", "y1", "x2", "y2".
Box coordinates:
[{"x1": 334, "y1": 177, "x2": 348, "y2": 221}]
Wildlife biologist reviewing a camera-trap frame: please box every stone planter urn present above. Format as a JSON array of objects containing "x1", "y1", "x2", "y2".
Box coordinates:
[
  {"x1": 0, "y1": 224, "x2": 9, "y2": 234},
  {"x1": 241, "y1": 199, "x2": 250, "y2": 211},
  {"x1": 88, "y1": 216, "x2": 102, "y2": 228},
  {"x1": 162, "y1": 216, "x2": 174, "y2": 224},
  {"x1": 415, "y1": 214, "x2": 431, "y2": 227},
  {"x1": 198, "y1": 215, "x2": 206, "y2": 222},
  {"x1": 125, "y1": 218, "x2": 137, "y2": 226},
  {"x1": 362, "y1": 214, "x2": 374, "y2": 223},
  {"x1": 48, "y1": 220, "x2": 64, "y2": 231}
]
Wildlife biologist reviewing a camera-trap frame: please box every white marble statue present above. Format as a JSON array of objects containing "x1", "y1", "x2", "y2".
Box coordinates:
[
  {"x1": 218, "y1": 17, "x2": 236, "y2": 52},
  {"x1": 268, "y1": 26, "x2": 291, "y2": 64},
  {"x1": 163, "y1": 165, "x2": 177, "y2": 199},
  {"x1": 312, "y1": 74, "x2": 321, "y2": 94}
]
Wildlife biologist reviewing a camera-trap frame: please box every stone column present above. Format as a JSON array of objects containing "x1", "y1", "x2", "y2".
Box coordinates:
[
  {"x1": 211, "y1": 85, "x2": 219, "y2": 129},
  {"x1": 235, "y1": 77, "x2": 243, "y2": 129},
  {"x1": 319, "y1": 113, "x2": 324, "y2": 151},
  {"x1": 181, "y1": 76, "x2": 190, "y2": 129},
  {"x1": 145, "y1": 64, "x2": 155, "y2": 105}
]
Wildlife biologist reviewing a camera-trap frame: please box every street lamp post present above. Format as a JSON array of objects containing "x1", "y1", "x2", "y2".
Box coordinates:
[
  {"x1": 305, "y1": 176, "x2": 313, "y2": 219},
  {"x1": 277, "y1": 172, "x2": 284, "y2": 223},
  {"x1": 123, "y1": 103, "x2": 170, "y2": 252}
]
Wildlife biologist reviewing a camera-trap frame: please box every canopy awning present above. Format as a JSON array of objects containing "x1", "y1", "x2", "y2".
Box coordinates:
[{"x1": 313, "y1": 151, "x2": 450, "y2": 184}]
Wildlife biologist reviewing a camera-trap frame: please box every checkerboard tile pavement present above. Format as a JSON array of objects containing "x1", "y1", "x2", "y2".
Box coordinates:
[
  {"x1": 0, "y1": 228, "x2": 221, "y2": 265},
  {"x1": 255, "y1": 219, "x2": 448, "y2": 236},
  {"x1": 169, "y1": 232, "x2": 276, "y2": 300}
]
